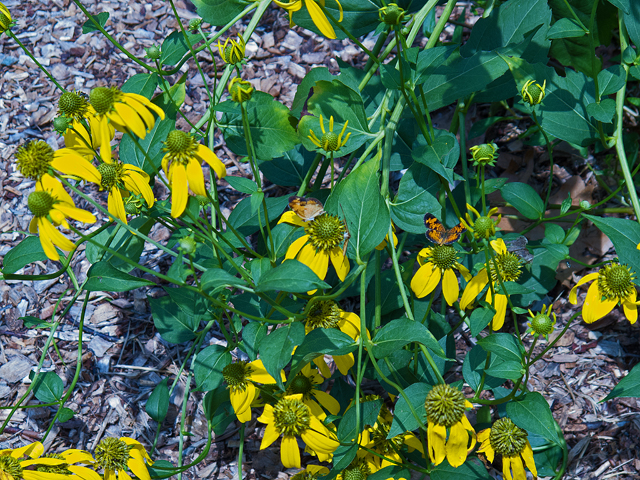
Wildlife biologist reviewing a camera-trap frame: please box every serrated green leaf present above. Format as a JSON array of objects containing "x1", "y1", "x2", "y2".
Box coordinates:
[
  {"x1": 289, "y1": 328, "x2": 357, "y2": 379},
  {"x1": 258, "y1": 323, "x2": 305, "y2": 390},
  {"x1": 586, "y1": 99, "x2": 616, "y2": 123},
  {"x1": 371, "y1": 317, "x2": 446, "y2": 360},
  {"x1": 82, "y1": 12, "x2": 109, "y2": 34},
  {"x1": 33, "y1": 372, "x2": 63, "y2": 403},
  {"x1": 387, "y1": 383, "x2": 429, "y2": 438},
  {"x1": 149, "y1": 295, "x2": 198, "y2": 344},
  {"x1": 226, "y1": 176, "x2": 258, "y2": 194},
  {"x1": 506, "y1": 391, "x2": 560, "y2": 443},
  {"x1": 85, "y1": 262, "x2": 154, "y2": 292},
  {"x1": 122, "y1": 73, "x2": 159, "y2": 99},
  {"x1": 390, "y1": 162, "x2": 440, "y2": 234}
]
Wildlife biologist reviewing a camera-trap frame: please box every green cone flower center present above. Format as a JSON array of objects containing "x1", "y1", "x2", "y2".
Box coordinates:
[
  {"x1": 0, "y1": 454, "x2": 23, "y2": 479},
  {"x1": 425, "y1": 384, "x2": 467, "y2": 428},
  {"x1": 598, "y1": 263, "x2": 635, "y2": 300},
  {"x1": 36, "y1": 454, "x2": 71, "y2": 475},
  {"x1": 90, "y1": 87, "x2": 119, "y2": 115},
  {"x1": 306, "y1": 300, "x2": 342, "y2": 330},
  {"x1": 305, "y1": 214, "x2": 346, "y2": 252},
  {"x1": 524, "y1": 84, "x2": 544, "y2": 104},
  {"x1": 291, "y1": 471, "x2": 321, "y2": 480},
  {"x1": 15, "y1": 140, "x2": 54, "y2": 181},
  {"x1": 342, "y1": 460, "x2": 370, "y2": 480},
  {"x1": 492, "y1": 253, "x2": 522, "y2": 283},
  {"x1": 98, "y1": 162, "x2": 124, "y2": 190},
  {"x1": 473, "y1": 216, "x2": 494, "y2": 239},
  {"x1": 223, "y1": 361, "x2": 251, "y2": 389},
  {"x1": 272, "y1": 397, "x2": 310, "y2": 436},
  {"x1": 489, "y1": 417, "x2": 528, "y2": 457},
  {"x1": 58, "y1": 91, "x2": 89, "y2": 119},
  {"x1": 163, "y1": 130, "x2": 198, "y2": 165},
  {"x1": 94, "y1": 437, "x2": 132, "y2": 473},
  {"x1": 530, "y1": 313, "x2": 554, "y2": 335},
  {"x1": 429, "y1": 245, "x2": 458, "y2": 270},
  {"x1": 321, "y1": 132, "x2": 339, "y2": 152},
  {"x1": 288, "y1": 374, "x2": 313, "y2": 396},
  {"x1": 379, "y1": 3, "x2": 405, "y2": 25},
  {"x1": 28, "y1": 191, "x2": 55, "y2": 217}
]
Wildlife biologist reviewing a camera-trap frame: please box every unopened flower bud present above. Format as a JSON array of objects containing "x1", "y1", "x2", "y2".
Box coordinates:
[
  {"x1": 228, "y1": 77, "x2": 253, "y2": 103},
  {"x1": 53, "y1": 116, "x2": 71, "y2": 135},
  {"x1": 218, "y1": 35, "x2": 246, "y2": 65},
  {"x1": 379, "y1": 3, "x2": 405, "y2": 25},
  {"x1": 579, "y1": 200, "x2": 591, "y2": 210},
  {"x1": 521, "y1": 79, "x2": 546, "y2": 105},
  {"x1": 178, "y1": 235, "x2": 197, "y2": 255},
  {"x1": 145, "y1": 45, "x2": 161, "y2": 60},
  {"x1": 188, "y1": 18, "x2": 202, "y2": 33},
  {"x1": 469, "y1": 142, "x2": 499, "y2": 167}
]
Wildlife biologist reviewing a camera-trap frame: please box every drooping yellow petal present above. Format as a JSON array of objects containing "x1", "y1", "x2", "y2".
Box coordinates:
[
  {"x1": 40, "y1": 218, "x2": 75, "y2": 252},
  {"x1": 55, "y1": 204, "x2": 96, "y2": 224},
  {"x1": 114, "y1": 102, "x2": 147, "y2": 138},
  {"x1": 338, "y1": 311, "x2": 360, "y2": 339},
  {"x1": 329, "y1": 246, "x2": 350, "y2": 281},
  {"x1": 569, "y1": 272, "x2": 599, "y2": 304},
  {"x1": 442, "y1": 267, "x2": 460, "y2": 306},
  {"x1": 124, "y1": 92, "x2": 165, "y2": 120},
  {"x1": 230, "y1": 383, "x2": 255, "y2": 421},
  {"x1": 99, "y1": 118, "x2": 113, "y2": 164},
  {"x1": 490, "y1": 238, "x2": 507, "y2": 254},
  {"x1": 312, "y1": 390, "x2": 340, "y2": 415},
  {"x1": 247, "y1": 359, "x2": 279, "y2": 384},
  {"x1": 298, "y1": 243, "x2": 329, "y2": 281},
  {"x1": 427, "y1": 419, "x2": 447, "y2": 466},
  {"x1": 304, "y1": 417, "x2": 340, "y2": 453},
  {"x1": 460, "y1": 268, "x2": 489, "y2": 309},
  {"x1": 51, "y1": 151, "x2": 101, "y2": 183},
  {"x1": 583, "y1": 281, "x2": 616, "y2": 323},
  {"x1": 313, "y1": 357, "x2": 332, "y2": 378},
  {"x1": 196, "y1": 144, "x2": 226, "y2": 178},
  {"x1": 126, "y1": 451, "x2": 151, "y2": 480},
  {"x1": 285, "y1": 235, "x2": 309, "y2": 261},
  {"x1": 623, "y1": 296, "x2": 638, "y2": 324},
  {"x1": 279, "y1": 210, "x2": 308, "y2": 227},
  {"x1": 170, "y1": 163, "x2": 189, "y2": 218},
  {"x1": 68, "y1": 465, "x2": 102, "y2": 480},
  {"x1": 186, "y1": 157, "x2": 207, "y2": 196},
  {"x1": 123, "y1": 96, "x2": 156, "y2": 130},
  {"x1": 487, "y1": 291, "x2": 508, "y2": 330},
  {"x1": 280, "y1": 435, "x2": 301, "y2": 468},
  {"x1": 333, "y1": 353, "x2": 354, "y2": 375},
  {"x1": 446, "y1": 420, "x2": 470, "y2": 467},
  {"x1": 11, "y1": 442, "x2": 44, "y2": 459},
  {"x1": 303, "y1": 0, "x2": 336, "y2": 39},
  {"x1": 521, "y1": 440, "x2": 537, "y2": 477},
  {"x1": 108, "y1": 187, "x2": 128, "y2": 224},
  {"x1": 411, "y1": 262, "x2": 441, "y2": 299},
  {"x1": 123, "y1": 170, "x2": 154, "y2": 207},
  {"x1": 37, "y1": 218, "x2": 60, "y2": 261},
  {"x1": 259, "y1": 421, "x2": 280, "y2": 450}
]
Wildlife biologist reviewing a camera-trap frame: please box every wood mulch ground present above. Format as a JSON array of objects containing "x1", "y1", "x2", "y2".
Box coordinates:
[{"x1": 1, "y1": 0, "x2": 639, "y2": 478}]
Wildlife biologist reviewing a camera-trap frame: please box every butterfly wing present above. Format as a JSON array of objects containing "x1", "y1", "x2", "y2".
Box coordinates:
[
  {"x1": 289, "y1": 196, "x2": 325, "y2": 222},
  {"x1": 424, "y1": 213, "x2": 465, "y2": 245}
]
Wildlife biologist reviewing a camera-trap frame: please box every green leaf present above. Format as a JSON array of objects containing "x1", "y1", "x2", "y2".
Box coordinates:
[
  {"x1": 190, "y1": 0, "x2": 251, "y2": 26},
  {"x1": 149, "y1": 295, "x2": 198, "y2": 344},
  {"x1": 506, "y1": 391, "x2": 560, "y2": 443},
  {"x1": 486, "y1": 360, "x2": 525, "y2": 380},
  {"x1": 598, "y1": 65, "x2": 626, "y2": 96},
  {"x1": 390, "y1": 162, "x2": 441, "y2": 234},
  {"x1": 604, "y1": 362, "x2": 640, "y2": 400},
  {"x1": 146, "y1": 379, "x2": 169, "y2": 423},
  {"x1": 292, "y1": 0, "x2": 381, "y2": 39},
  {"x1": 624, "y1": 1, "x2": 640, "y2": 52},
  {"x1": 160, "y1": 30, "x2": 200, "y2": 66},
  {"x1": 228, "y1": 195, "x2": 289, "y2": 236},
  {"x1": 56, "y1": 407, "x2": 74, "y2": 423},
  {"x1": 240, "y1": 321, "x2": 267, "y2": 361},
  {"x1": 469, "y1": 307, "x2": 494, "y2": 337},
  {"x1": 607, "y1": 0, "x2": 629, "y2": 13},
  {"x1": 219, "y1": 92, "x2": 300, "y2": 160},
  {"x1": 463, "y1": 345, "x2": 505, "y2": 392},
  {"x1": 289, "y1": 328, "x2": 357, "y2": 379},
  {"x1": 194, "y1": 345, "x2": 231, "y2": 392},
  {"x1": 85, "y1": 262, "x2": 154, "y2": 292},
  {"x1": 477, "y1": 333, "x2": 524, "y2": 363},
  {"x1": 583, "y1": 215, "x2": 640, "y2": 272},
  {"x1": 368, "y1": 466, "x2": 411, "y2": 480},
  {"x1": 337, "y1": 398, "x2": 382, "y2": 442},
  {"x1": 147, "y1": 460, "x2": 179, "y2": 480},
  {"x1": 119, "y1": 115, "x2": 175, "y2": 178},
  {"x1": 1, "y1": 236, "x2": 47, "y2": 275},
  {"x1": 256, "y1": 260, "x2": 331, "y2": 293},
  {"x1": 259, "y1": 145, "x2": 318, "y2": 187},
  {"x1": 32, "y1": 372, "x2": 63, "y2": 403},
  {"x1": 163, "y1": 287, "x2": 210, "y2": 320},
  {"x1": 412, "y1": 130, "x2": 461, "y2": 185},
  {"x1": 500, "y1": 182, "x2": 544, "y2": 219},
  {"x1": 258, "y1": 323, "x2": 305, "y2": 390},
  {"x1": 431, "y1": 458, "x2": 492, "y2": 480},
  {"x1": 226, "y1": 176, "x2": 258, "y2": 194},
  {"x1": 82, "y1": 11, "x2": 109, "y2": 34},
  {"x1": 544, "y1": 223, "x2": 565, "y2": 244},
  {"x1": 371, "y1": 317, "x2": 446, "y2": 359},
  {"x1": 325, "y1": 156, "x2": 389, "y2": 259},
  {"x1": 546, "y1": 18, "x2": 585, "y2": 39},
  {"x1": 387, "y1": 383, "x2": 430, "y2": 438},
  {"x1": 586, "y1": 99, "x2": 616, "y2": 123},
  {"x1": 122, "y1": 73, "x2": 159, "y2": 99},
  {"x1": 495, "y1": 281, "x2": 535, "y2": 296},
  {"x1": 200, "y1": 268, "x2": 247, "y2": 292},
  {"x1": 298, "y1": 79, "x2": 375, "y2": 156}
]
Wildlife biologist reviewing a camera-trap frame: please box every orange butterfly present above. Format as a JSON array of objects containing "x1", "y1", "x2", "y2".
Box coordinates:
[
  {"x1": 289, "y1": 196, "x2": 325, "y2": 222},
  {"x1": 424, "y1": 213, "x2": 466, "y2": 245}
]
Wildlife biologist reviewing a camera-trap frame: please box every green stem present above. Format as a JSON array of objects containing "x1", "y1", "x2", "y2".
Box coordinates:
[{"x1": 7, "y1": 30, "x2": 63, "y2": 91}]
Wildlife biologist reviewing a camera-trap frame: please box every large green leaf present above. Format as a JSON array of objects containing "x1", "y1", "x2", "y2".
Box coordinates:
[
  {"x1": 85, "y1": 262, "x2": 155, "y2": 292},
  {"x1": 412, "y1": 130, "x2": 461, "y2": 184},
  {"x1": 387, "y1": 382, "x2": 430, "y2": 438},
  {"x1": 256, "y1": 260, "x2": 331, "y2": 293},
  {"x1": 325, "y1": 156, "x2": 389, "y2": 259},
  {"x1": 259, "y1": 145, "x2": 317, "y2": 187},
  {"x1": 86, "y1": 217, "x2": 154, "y2": 272},
  {"x1": 1, "y1": 236, "x2": 48, "y2": 275},
  {"x1": 119, "y1": 115, "x2": 175, "y2": 178},
  {"x1": 32, "y1": 372, "x2": 64, "y2": 403},
  {"x1": 507, "y1": 391, "x2": 561, "y2": 444},
  {"x1": 193, "y1": 345, "x2": 231, "y2": 392},
  {"x1": 219, "y1": 92, "x2": 300, "y2": 161},
  {"x1": 258, "y1": 323, "x2": 305, "y2": 390},
  {"x1": 122, "y1": 73, "x2": 159, "y2": 99},
  {"x1": 289, "y1": 328, "x2": 357, "y2": 379},
  {"x1": 228, "y1": 195, "x2": 289, "y2": 236},
  {"x1": 463, "y1": 345, "x2": 506, "y2": 392},
  {"x1": 431, "y1": 458, "x2": 492, "y2": 480},
  {"x1": 149, "y1": 295, "x2": 199, "y2": 344},
  {"x1": 190, "y1": 0, "x2": 252, "y2": 26},
  {"x1": 477, "y1": 333, "x2": 524, "y2": 363},
  {"x1": 298, "y1": 79, "x2": 376, "y2": 156},
  {"x1": 500, "y1": 182, "x2": 544, "y2": 219},
  {"x1": 146, "y1": 379, "x2": 170, "y2": 423},
  {"x1": 371, "y1": 317, "x2": 446, "y2": 359},
  {"x1": 604, "y1": 363, "x2": 640, "y2": 400},
  {"x1": 160, "y1": 30, "x2": 200, "y2": 66},
  {"x1": 583, "y1": 215, "x2": 640, "y2": 273},
  {"x1": 390, "y1": 163, "x2": 440, "y2": 234},
  {"x1": 337, "y1": 398, "x2": 383, "y2": 442}
]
